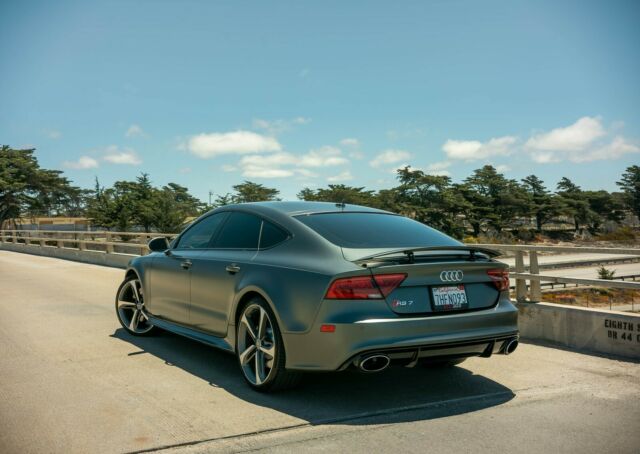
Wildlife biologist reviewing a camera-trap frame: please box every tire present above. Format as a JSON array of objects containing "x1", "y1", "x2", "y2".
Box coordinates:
[
  {"x1": 236, "y1": 297, "x2": 301, "y2": 392},
  {"x1": 115, "y1": 275, "x2": 156, "y2": 336},
  {"x1": 420, "y1": 357, "x2": 466, "y2": 368}
]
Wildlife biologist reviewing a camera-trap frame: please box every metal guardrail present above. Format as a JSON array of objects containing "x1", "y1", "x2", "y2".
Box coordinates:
[
  {"x1": 475, "y1": 243, "x2": 640, "y2": 302},
  {"x1": 1, "y1": 231, "x2": 639, "y2": 304}
]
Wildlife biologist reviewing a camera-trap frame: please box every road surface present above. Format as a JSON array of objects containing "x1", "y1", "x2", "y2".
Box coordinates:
[{"x1": 1, "y1": 251, "x2": 639, "y2": 453}]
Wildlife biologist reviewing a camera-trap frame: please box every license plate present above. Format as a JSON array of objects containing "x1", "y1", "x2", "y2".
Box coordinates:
[{"x1": 432, "y1": 285, "x2": 468, "y2": 312}]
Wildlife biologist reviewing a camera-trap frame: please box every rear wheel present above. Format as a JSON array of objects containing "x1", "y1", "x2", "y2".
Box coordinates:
[
  {"x1": 236, "y1": 297, "x2": 301, "y2": 392},
  {"x1": 115, "y1": 275, "x2": 156, "y2": 336}
]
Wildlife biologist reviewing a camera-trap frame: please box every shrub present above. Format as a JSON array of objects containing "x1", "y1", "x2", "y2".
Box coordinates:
[
  {"x1": 596, "y1": 226, "x2": 637, "y2": 242},
  {"x1": 597, "y1": 266, "x2": 616, "y2": 280}
]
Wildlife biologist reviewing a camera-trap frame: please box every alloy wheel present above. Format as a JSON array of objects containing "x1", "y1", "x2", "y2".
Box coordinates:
[
  {"x1": 116, "y1": 278, "x2": 154, "y2": 334},
  {"x1": 237, "y1": 304, "x2": 276, "y2": 385}
]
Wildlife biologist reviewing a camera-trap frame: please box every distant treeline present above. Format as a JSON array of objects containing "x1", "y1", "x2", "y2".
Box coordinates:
[{"x1": 1, "y1": 145, "x2": 639, "y2": 238}]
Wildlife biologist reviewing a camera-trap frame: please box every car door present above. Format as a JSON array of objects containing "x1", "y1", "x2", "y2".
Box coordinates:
[
  {"x1": 148, "y1": 212, "x2": 228, "y2": 325},
  {"x1": 189, "y1": 211, "x2": 263, "y2": 336}
]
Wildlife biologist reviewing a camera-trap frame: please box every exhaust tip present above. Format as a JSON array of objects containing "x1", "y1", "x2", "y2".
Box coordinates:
[
  {"x1": 502, "y1": 338, "x2": 519, "y2": 355},
  {"x1": 359, "y1": 354, "x2": 391, "y2": 373}
]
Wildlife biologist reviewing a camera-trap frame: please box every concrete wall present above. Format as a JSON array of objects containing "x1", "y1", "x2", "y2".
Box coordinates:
[
  {"x1": 0, "y1": 242, "x2": 132, "y2": 269},
  {"x1": 517, "y1": 302, "x2": 640, "y2": 359}
]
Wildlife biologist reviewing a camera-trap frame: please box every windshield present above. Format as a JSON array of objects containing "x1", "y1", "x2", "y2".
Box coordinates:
[{"x1": 295, "y1": 212, "x2": 461, "y2": 248}]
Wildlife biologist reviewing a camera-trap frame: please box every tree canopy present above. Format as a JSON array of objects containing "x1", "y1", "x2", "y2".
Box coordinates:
[
  {"x1": 0, "y1": 146, "x2": 84, "y2": 227},
  {"x1": 1, "y1": 145, "x2": 638, "y2": 238}
]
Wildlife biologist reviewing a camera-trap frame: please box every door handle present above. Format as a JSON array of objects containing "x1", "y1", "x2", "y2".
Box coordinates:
[
  {"x1": 181, "y1": 260, "x2": 192, "y2": 270},
  {"x1": 226, "y1": 264, "x2": 241, "y2": 274}
]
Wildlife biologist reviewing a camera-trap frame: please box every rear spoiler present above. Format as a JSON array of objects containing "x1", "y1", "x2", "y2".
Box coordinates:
[{"x1": 353, "y1": 245, "x2": 501, "y2": 264}]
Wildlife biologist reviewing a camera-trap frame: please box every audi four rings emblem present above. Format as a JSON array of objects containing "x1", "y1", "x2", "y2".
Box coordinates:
[{"x1": 440, "y1": 270, "x2": 464, "y2": 282}]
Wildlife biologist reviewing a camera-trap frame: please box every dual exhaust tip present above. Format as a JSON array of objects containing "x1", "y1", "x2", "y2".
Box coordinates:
[
  {"x1": 358, "y1": 354, "x2": 391, "y2": 373},
  {"x1": 501, "y1": 338, "x2": 519, "y2": 355},
  {"x1": 357, "y1": 337, "x2": 518, "y2": 372}
]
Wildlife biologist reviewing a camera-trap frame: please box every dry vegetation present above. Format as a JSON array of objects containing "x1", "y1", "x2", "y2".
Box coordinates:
[{"x1": 539, "y1": 287, "x2": 640, "y2": 311}]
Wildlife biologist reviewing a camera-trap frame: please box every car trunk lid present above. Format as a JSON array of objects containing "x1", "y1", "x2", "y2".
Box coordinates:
[{"x1": 345, "y1": 247, "x2": 506, "y2": 315}]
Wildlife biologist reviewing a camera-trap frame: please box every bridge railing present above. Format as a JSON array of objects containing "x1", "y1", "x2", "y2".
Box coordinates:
[
  {"x1": 0, "y1": 229, "x2": 176, "y2": 256},
  {"x1": 474, "y1": 243, "x2": 640, "y2": 303},
  {"x1": 1, "y1": 230, "x2": 639, "y2": 304}
]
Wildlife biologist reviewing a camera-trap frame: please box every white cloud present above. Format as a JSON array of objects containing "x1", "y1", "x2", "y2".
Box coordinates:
[
  {"x1": 103, "y1": 146, "x2": 142, "y2": 165},
  {"x1": 340, "y1": 138, "x2": 359, "y2": 147},
  {"x1": 524, "y1": 117, "x2": 638, "y2": 164},
  {"x1": 443, "y1": 136, "x2": 517, "y2": 161},
  {"x1": 125, "y1": 124, "x2": 147, "y2": 138},
  {"x1": 252, "y1": 117, "x2": 311, "y2": 135},
  {"x1": 221, "y1": 164, "x2": 237, "y2": 172},
  {"x1": 569, "y1": 136, "x2": 639, "y2": 163},
  {"x1": 530, "y1": 151, "x2": 560, "y2": 164},
  {"x1": 370, "y1": 149, "x2": 411, "y2": 168},
  {"x1": 436, "y1": 116, "x2": 635, "y2": 166},
  {"x1": 179, "y1": 167, "x2": 192, "y2": 174},
  {"x1": 327, "y1": 171, "x2": 353, "y2": 182},
  {"x1": 243, "y1": 167, "x2": 295, "y2": 178},
  {"x1": 425, "y1": 161, "x2": 452, "y2": 176},
  {"x1": 187, "y1": 131, "x2": 281, "y2": 158},
  {"x1": 63, "y1": 156, "x2": 99, "y2": 170},
  {"x1": 238, "y1": 153, "x2": 297, "y2": 179},
  {"x1": 495, "y1": 164, "x2": 511, "y2": 173},
  {"x1": 299, "y1": 146, "x2": 348, "y2": 167},
  {"x1": 236, "y1": 147, "x2": 348, "y2": 179},
  {"x1": 525, "y1": 116, "x2": 605, "y2": 151},
  {"x1": 295, "y1": 168, "x2": 318, "y2": 178}
]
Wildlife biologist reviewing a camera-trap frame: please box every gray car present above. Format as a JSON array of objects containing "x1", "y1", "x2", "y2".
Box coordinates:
[{"x1": 115, "y1": 201, "x2": 518, "y2": 392}]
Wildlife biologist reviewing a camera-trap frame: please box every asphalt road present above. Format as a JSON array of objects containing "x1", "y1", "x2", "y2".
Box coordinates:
[{"x1": 1, "y1": 251, "x2": 639, "y2": 454}]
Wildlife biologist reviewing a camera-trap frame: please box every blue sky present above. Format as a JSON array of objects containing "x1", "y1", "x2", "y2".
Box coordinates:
[{"x1": 1, "y1": 0, "x2": 639, "y2": 201}]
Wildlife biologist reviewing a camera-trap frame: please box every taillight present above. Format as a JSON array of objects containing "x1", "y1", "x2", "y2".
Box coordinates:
[
  {"x1": 487, "y1": 269, "x2": 509, "y2": 291},
  {"x1": 325, "y1": 273, "x2": 407, "y2": 300}
]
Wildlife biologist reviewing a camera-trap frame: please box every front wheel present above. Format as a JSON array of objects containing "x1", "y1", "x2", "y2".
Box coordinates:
[
  {"x1": 115, "y1": 275, "x2": 156, "y2": 336},
  {"x1": 236, "y1": 297, "x2": 301, "y2": 392}
]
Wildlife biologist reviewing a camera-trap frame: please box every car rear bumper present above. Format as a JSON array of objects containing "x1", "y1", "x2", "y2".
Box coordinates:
[{"x1": 283, "y1": 297, "x2": 519, "y2": 371}]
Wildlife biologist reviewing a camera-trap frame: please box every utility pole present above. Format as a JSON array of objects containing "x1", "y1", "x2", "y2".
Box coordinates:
[{"x1": 208, "y1": 190, "x2": 213, "y2": 207}]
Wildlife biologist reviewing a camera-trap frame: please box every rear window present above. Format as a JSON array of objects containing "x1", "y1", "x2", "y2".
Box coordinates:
[
  {"x1": 295, "y1": 212, "x2": 460, "y2": 248},
  {"x1": 259, "y1": 221, "x2": 289, "y2": 249}
]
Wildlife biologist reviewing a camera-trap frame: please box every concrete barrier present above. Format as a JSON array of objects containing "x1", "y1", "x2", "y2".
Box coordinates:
[
  {"x1": 0, "y1": 242, "x2": 132, "y2": 268},
  {"x1": 516, "y1": 301, "x2": 640, "y2": 359}
]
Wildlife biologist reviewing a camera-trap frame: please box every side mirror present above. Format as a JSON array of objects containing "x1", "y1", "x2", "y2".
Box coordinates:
[{"x1": 148, "y1": 236, "x2": 170, "y2": 252}]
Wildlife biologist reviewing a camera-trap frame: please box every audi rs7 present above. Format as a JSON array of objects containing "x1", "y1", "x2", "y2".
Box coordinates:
[{"x1": 115, "y1": 202, "x2": 518, "y2": 391}]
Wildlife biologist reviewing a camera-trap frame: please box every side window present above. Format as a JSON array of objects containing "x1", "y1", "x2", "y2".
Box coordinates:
[
  {"x1": 213, "y1": 212, "x2": 262, "y2": 249},
  {"x1": 175, "y1": 213, "x2": 227, "y2": 249},
  {"x1": 259, "y1": 221, "x2": 289, "y2": 249}
]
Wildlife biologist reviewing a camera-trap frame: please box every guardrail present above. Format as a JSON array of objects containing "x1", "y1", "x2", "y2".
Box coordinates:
[
  {"x1": 475, "y1": 243, "x2": 640, "y2": 303},
  {"x1": 0, "y1": 229, "x2": 175, "y2": 256},
  {"x1": 1, "y1": 230, "x2": 639, "y2": 304}
]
